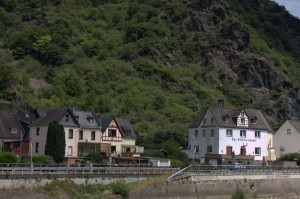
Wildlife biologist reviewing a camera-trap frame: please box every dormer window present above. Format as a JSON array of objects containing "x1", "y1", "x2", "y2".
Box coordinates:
[
  {"x1": 252, "y1": 119, "x2": 257, "y2": 124},
  {"x1": 65, "y1": 114, "x2": 70, "y2": 122},
  {"x1": 210, "y1": 118, "x2": 214, "y2": 124},
  {"x1": 10, "y1": 127, "x2": 17, "y2": 134},
  {"x1": 224, "y1": 116, "x2": 229, "y2": 123},
  {"x1": 88, "y1": 118, "x2": 94, "y2": 123},
  {"x1": 203, "y1": 118, "x2": 207, "y2": 124},
  {"x1": 241, "y1": 118, "x2": 245, "y2": 124}
]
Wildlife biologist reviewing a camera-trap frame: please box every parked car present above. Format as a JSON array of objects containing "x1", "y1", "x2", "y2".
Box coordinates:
[{"x1": 230, "y1": 163, "x2": 246, "y2": 170}]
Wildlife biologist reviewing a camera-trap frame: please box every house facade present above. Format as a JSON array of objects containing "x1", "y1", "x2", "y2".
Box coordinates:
[
  {"x1": 273, "y1": 120, "x2": 300, "y2": 158},
  {"x1": 71, "y1": 109, "x2": 102, "y2": 164},
  {"x1": 188, "y1": 100, "x2": 273, "y2": 166},
  {"x1": 29, "y1": 108, "x2": 80, "y2": 163},
  {"x1": 100, "y1": 117, "x2": 139, "y2": 161}
]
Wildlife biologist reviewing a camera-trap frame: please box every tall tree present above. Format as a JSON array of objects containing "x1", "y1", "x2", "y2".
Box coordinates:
[{"x1": 45, "y1": 120, "x2": 65, "y2": 163}]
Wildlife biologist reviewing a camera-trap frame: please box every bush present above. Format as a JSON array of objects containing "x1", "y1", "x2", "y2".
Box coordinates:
[
  {"x1": 110, "y1": 182, "x2": 130, "y2": 198},
  {"x1": 85, "y1": 152, "x2": 104, "y2": 163},
  {"x1": 232, "y1": 187, "x2": 245, "y2": 199},
  {"x1": 33, "y1": 155, "x2": 54, "y2": 165},
  {"x1": 0, "y1": 152, "x2": 17, "y2": 164}
]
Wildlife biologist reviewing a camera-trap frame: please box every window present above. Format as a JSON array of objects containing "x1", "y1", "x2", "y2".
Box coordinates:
[
  {"x1": 202, "y1": 129, "x2": 206, "y2": 137},
  {"x1": 241, "y1": 118, "x2": 245, "y2": 124},
  {"x1": 203, "y1": 118, "x2": 206, "y2": 124},
  {"x1": 252, "y1": 119, "x2": 257, "y2": 124},
  {"x1": 35, "y1": 142, "x2": 39, "y2": 153},
  {"x1": 226, "y1": 129, "x2": 232, "y2": 137},
  {"x1": 91, "y1": 131, "x2": 95, "y2": 140},
  {"x1": 240, "y1": 130, "x2": 246, "y2": 138},
  {"x1": 207, "y1": 145, "x2": 212, "y2": 153},
  {"x1": 79, "y1": 130, "x2": 83, "y2": 140},
  {"x1": 255, "y1": 147, "x2": 261, "y2": 155},
  {"x1": 68, "y1": 146, "x2": 73, "y2": 156},
  {"x1": 11, "y1": 128, "x2": 17, "y2": 134},
  {"x1": 88, "y1": 118, "x2": 94, "y2": 123},
  {"x1": 194, "y1": 145, "x2": 199, "y2": 153},
  {"x1": 36, "y1": 127, "x2": 40, "y2": 136},
  {"x1": 224, "y1": 117, "x2": 229, "y2": 123},
  {"x1": 111, "y1": 145, "x2": 116, "y2": 153},
  {"x1": 109, "y1": 129, "x2": 116, "y2": 137},
  {"x1": 211, "y1": 129, "x2": 214, "y2": 137},
  {"x1": 255, "y1": 131, "x2": 261, "y2": 138},
  {"x1": 194, "y1": 130, "x2": 198, "y2": 137},
  {"x1": 287, "y1": 129, "x2": 291, "y2": 135},
  {"x1": 65, "y1": 114, "x2": 70, "y2": 122},
  {"x1": 211, "y1": 118, "x2": 214, "y2": 124},
  {"x1": 68, "y1": 129, "x2": 73, "y2": 139}
]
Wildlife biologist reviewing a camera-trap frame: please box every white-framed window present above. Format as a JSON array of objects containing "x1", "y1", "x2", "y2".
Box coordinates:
[
  {"x1": 241, "y1": 118, "x2": 245, "y2": 124},
  {"x1": 226, "y1": 129, "x2": 232, "y2": 137},
  {"x1": 255, "y1": 131, "x2": 261, "y2": 138},
  {"x1": 211, "y1": 118, "x2": 214, "y2": 124},
  {"x1": 69, "y1": 129, "x2": 73, "y2": 139},
  {"x1": 240, "y1": 130, "x2": 246, "y2": 138},
  {"x1": 203, "y1": 118, "x2": 207, "y2": 124},
  {"x1": 79, "y1": 130, "x2": 83, "y2": 140},
  {"x1": 202, "y1": 129, "x2": 206, "y2": 137},
  {"x1": 255, "y1": 147, "x2": 261, "y2": 156},
  {"x1": 108, "y1": 129, "x2": 116, "y2": 137},
  {"x1": 287, "y1": 129, "x2": 291, "y2": 135},
  {"x1": 68, "y1": 146, "x2": 73, "y2": 156},
  {"x1": 194, "y1": 130, "x2": 198, "y2": 137},
  {"x1": 211, "y1": 129, "x2": 214, "y2": 137},
  {"x1": 11, "y1": 127, "x2": 17, "y2": 134},
  {"x1": 207, "y1": 145, "x2": 212, "y2": 153}
]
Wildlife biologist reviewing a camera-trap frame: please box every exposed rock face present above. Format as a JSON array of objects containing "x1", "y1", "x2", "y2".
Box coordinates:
[{"x1": 161, "y1": 0, "x2": 299, "y2": 128}]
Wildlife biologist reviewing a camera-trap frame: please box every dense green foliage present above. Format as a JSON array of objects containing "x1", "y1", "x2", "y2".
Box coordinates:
[
  {"x1": 0, "y1": 0, "x2": 300, "y2": 157},
  {"x1": 0, "y1": 152, "x2": 17, "y2": 164},
  {"x1": 37, "y1": 179, "x2": 129, "y2": 199},
  {"x1": 231, "y1": 186, "x2": 245, "y2": 199},
  {"x1": 84, "y1": 152, "x2": 104, "y2": 164},
  {"x1": 45, "y1": 120, "x2": 66, "y2": 163},
  {"x1": 33, "y1": 155, "x2": 54, "y2": 165},
  {"x1": 281, "y1": 153, "x2": 300, "y2": 165}
]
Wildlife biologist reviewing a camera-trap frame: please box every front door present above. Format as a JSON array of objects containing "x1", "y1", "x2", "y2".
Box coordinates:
[
  {"x1": 240, "y1": 146, "x2": 246, "y2": 156},
  {"x1": 226, "y1": 146, "x2": 232, "y2": 155}
]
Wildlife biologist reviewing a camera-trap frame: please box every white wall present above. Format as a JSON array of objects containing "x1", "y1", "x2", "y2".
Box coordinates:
[{"x1": 219, "y1": 128, "x2": 268, "y2": 160}]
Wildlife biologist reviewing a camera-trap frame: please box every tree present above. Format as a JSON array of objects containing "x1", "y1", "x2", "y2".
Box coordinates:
[{"x1": 45, "y1": 120, "x2": 65, "y2": 163}]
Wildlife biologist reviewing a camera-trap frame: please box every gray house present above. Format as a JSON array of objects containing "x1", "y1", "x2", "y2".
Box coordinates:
[{"x1": 274, "y1": 120, "x2": 300, "y2": 158}]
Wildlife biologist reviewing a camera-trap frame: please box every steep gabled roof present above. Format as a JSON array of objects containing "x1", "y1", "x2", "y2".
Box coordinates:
[
  {"x1": 72, "y1": 109, "x2": 101, "y2": 129},
  {"x1": 0, "y1": 112, "x2": 24, "y2": 140},
  {"x1": 190, "y1": 107, "x2": 272, "y2": 131},
  {"x1": 31, "y1": 108, "x2": 79, "y2": 126},
  {"x1": 115, "y1": 118, "x2": 136, "y2": 139},
  {"x1": 287, "y1": 120, "x2": 300, "y2": 133},
  {"x1": 189, "y1": 108, "x2": 208, "y2": 128},
  {"x1": 99, "y1": 116, "x2": 136, "y2": 139},
  {"x1": 99, "y1": 117, "x2": 113, "y2": 132}
]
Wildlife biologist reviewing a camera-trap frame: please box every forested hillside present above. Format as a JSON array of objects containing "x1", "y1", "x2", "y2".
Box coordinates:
[{"x1": 0, "y1": 0, "x2": 300, "y2": 152}]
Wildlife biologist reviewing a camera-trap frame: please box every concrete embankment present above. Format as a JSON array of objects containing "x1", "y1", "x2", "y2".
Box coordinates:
[{"x1": 129, "y1": 175, "x2": 300, "y2": 199}]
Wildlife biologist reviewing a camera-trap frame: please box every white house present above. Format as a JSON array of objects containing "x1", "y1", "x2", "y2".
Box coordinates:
[{"x1": 188, "y1": 100, "x2": 273, "y2": 166}]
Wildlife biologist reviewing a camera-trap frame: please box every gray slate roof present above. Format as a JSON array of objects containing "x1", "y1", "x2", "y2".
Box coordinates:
[
  {"x1": 287, "y1": 120, "x2": 300, "y2": 133},
  {"x1": 31, "y1": 108, "x2": 79, "y2": 126},
  {"x1": 0, "y1": 112, "x2": 23, "y2": 140},
  {"x1": 72, "y1": 109, "x2": 101, "y2": 129},
  {"x1": 189, "y1": 107, "x2": 273, "y2": 131},
  {"x1": 100, "y1": 117, "x2": 136, "y2": 139}
]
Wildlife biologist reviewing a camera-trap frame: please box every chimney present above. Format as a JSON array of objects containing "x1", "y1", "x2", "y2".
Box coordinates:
[{"x1": 218, "y1": 98, "x2": 224, "y2": 108}]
